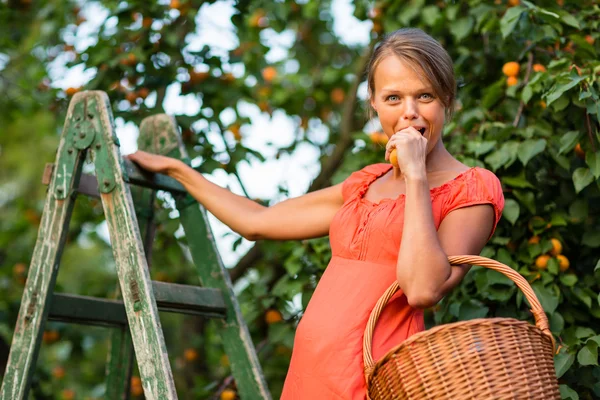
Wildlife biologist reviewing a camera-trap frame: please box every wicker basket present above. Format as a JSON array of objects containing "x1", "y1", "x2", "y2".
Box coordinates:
[{"x1": 363, "y1": 255, "x2": 560, "y2": 400}]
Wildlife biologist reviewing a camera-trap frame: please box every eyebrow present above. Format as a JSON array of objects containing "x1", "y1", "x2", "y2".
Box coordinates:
[{"x1": 380, "y1": 87, "x2": 434, "y2": 95}]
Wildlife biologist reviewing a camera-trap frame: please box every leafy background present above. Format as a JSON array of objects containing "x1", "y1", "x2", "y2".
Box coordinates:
[{"x1": 1, "y1": 0, "x2": 599, "y2": 398}]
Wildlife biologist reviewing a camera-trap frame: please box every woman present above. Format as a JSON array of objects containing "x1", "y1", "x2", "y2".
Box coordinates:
[{"x1": 127, "y1": 28, "x2": 504, "y2": 399}]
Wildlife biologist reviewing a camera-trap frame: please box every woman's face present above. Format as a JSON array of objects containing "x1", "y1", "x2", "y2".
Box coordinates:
[{"x1": 370, "y1": 55, "x2": 446, "y2": 154}]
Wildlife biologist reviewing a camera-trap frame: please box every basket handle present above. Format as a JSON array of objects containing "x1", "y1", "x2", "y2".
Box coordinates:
[{"x1": 363, "y1": 255, "x2": 556, "y2": 380}]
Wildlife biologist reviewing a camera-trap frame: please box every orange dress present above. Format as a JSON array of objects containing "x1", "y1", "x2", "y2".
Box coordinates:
[{"x1": 280, "y1": 164, "x2": 505, "y2": 400}]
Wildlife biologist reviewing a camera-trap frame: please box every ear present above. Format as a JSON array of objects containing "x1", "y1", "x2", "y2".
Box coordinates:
[{"x1": 370, "y1": 94, "x2": 377, "y2": 112}]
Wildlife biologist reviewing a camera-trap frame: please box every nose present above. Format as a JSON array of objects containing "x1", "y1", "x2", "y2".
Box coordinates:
[{"x1": 401, "y1": 98, "x2": 419, "y2": 120}]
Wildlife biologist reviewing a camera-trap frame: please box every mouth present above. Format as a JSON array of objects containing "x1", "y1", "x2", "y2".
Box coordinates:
[{"x1": 412, "y1": 126, "x2": 427, "y2": 136}]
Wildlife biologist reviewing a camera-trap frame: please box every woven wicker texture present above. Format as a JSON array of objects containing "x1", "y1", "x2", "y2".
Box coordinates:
[{"x1": 363, "y1": 255, "x2": 560, "y2": 400}]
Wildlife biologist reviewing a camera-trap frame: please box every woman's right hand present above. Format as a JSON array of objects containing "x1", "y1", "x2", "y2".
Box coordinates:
[{"x1": 125, "y1": 150, "x2": 180, "y2": 176}]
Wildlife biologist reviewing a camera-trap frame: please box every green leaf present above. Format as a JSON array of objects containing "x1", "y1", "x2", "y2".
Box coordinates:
[
  {"x1": 458, "y1": 299, "x2": 488, "y2": 320},
  {"x1": 484, "y1": 141, "x2": 519, "y2": 171},
  {"x1": 522, "y1": 84, "x2": 533, "y2": 104},
  {"x1": 513, "y1": 190, "x2": 536, "y2": 215},
  {"x1": 559, "y1": 274, "x2": 578, "y2": 287},
  {"x1": 545, "y1": 75, "x2": 586, "y2": 106},
  {"x1": 569, "y1": 199, "x2": 588, "y2": 220},
  {"x1": 503, "y1": 199, "x2": 520, "y2": 225},
  {"x1": 558, "y1": 131, "x2": 580, "y2": 154},
  {"x1": 518, "y1": 139, "x2": 546, "y2": 166},
  {"x1": 572, "y1": 168, "x2": 594, "y2": 193},
  {"x1": 583, "y1": 232, "x2": 600, "y2": 248},
  {"x1": 585, "y1": 151, "x2": 600, "y2": 178},
  {"x1": 482, "y1": 80, "x2": 505, "y2": 109},
  {"x1": 575, "y1": 327, "x2": 596, "y2": 339},
  {"x1": 595, "y1": 259, "x2": 600, "y2": 271},
  {"x1": 558, "y1": 11, "x2": 580, "y2": 29},
  {"x1": 577, "y1": 341, "x2": 598, "y2": 366},
  {"x1": 466, "y1": 141, "x2": 496, "y2": 157},
  {"x1": 500, "y1": 6, "x2": 526, "y2": 38},
  {"x1": 532, "y1": 282, "x2": 559, "y2": 314},
  {"x1": 559, "y1": 384, "x2": 579, "y2": 400},
  {"x1": 502, "y1": 172, "x2": 535, "y2": 189},
  {"x1": 555, "y1": 350, "x2": 575, "y2": 378},
  {"x1": 450, "y1": 17, "x2": 474, "y2": 42},
  {"x1": 421, "y1": 6, "x2": 441, "y2": 26}
]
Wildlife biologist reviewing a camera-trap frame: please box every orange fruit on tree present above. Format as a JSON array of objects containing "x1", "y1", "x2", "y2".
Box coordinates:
[
  {"x1": 229, "y1": 124, "x2": 242, "y2": 141},
  {"x1": 221, "y1": 389, "x2": 237, "y2": 400},
  {"x1": 539, "y1": 100, "x2": 547, "y2": 109},
  {"x1": 170, "y1": 0, "x2": 181, "y2": 9},
  {"x1": 258, "y1": 100, "x2": 270, "y2": 113},
  {"x1": 372, "y1": 21, "x2": 383, "y2": 35},
  {"x1": 52, "y1": 366, "x2": 65, "y2": 379},
  {"x1": 265, "y1": 309, "x2": 283, "y2": 324},
  {"x1": 131, "y1": 384, "x2": 144, "y2": 396},
  {"x1": 65, "y1": 87, "x2": 80, "y2": 96},
  {"x1": 557, "y1": 255, "x2": 570, "y2": 272},
  {"x1": 190, "y1": 70, "x2": 210, "y2": 83},
  {"x1": 330, "y1": 88, "x2": 345, "y2": 104},
  {"x1": 137, "y1": 87, "x2": 150, "y2": 99},
  {"x1": 574, "y1": 143, "x2": 585, "y2": 159},
  {"x1": 585, "y1": 35, "x2": 595, "y2": 45},
  {"x1": 506, "y1": 76, "x2": 518, "y2": 86},
  {"x1": 13, "y1": 263, "x2": 26, "y2": 276},
  {"x1": 142, "y1": 17, "x2": 153, "y2": 28},
  {"x1": 61, "y1": 389, "x2": 75, "y2": 400},
  {"x1": 43, "y1": 330, "x2": 60, "y2": 344},
  {"x1": 248, "y1": 9, "x2": 266, "y2": 28},
  {"x1": 502, "y1": 61, "x2": 520, "y2": 77},
  {"x1": 550, "y1": 238, "x2": 562, "y2": 256},
  {"x1": 533, "y1": 64, "x2": 546, "y2": 73},
  {"x1": 126, "y1": 92, "x2": 138, "y2": 103},
  {"x1": 535, "y1": 254, "x2": 550, "y2": 270},
  {"x1": 369, "y1": 131, "x2": 387, "y2": 145},
  {"x1": 389, "y1": 149, "x2": 399, "y2": 168},
  {"x1": 221, "y1": 73, "x2": 235, "y2": 83},
  {"x1": 528, "y1": 236, "x2": 540, "y2": 245},
  {"x1": 261, "y1": 66, "x2": 277, "y2": 82},
  {"x1": 508, "y1": 0, "x2": 520, "y2": 6},
  {"x1": 184, "y1": 348, "x2": 199, "y2": 362}
]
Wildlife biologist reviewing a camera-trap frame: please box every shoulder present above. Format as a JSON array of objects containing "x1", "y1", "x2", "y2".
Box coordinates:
[
  {"x1": 341, "y1": 163, "x2": 391, "y2": 201},
  {"x1": 440, "y1": 166, "x2": 504, "y2": 236}
]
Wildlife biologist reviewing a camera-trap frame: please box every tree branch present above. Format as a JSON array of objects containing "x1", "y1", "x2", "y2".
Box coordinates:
[
  {"x1": 229, "y1": 41, "x2": 376, "y2": 283},
  {"x1": 513, "y1": 52, "x2": 534, "y2": 128}
]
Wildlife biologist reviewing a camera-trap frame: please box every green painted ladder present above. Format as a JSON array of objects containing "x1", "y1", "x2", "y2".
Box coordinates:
[{"x1": 0, "y1": 91, "x2": 271, "y2": 400}]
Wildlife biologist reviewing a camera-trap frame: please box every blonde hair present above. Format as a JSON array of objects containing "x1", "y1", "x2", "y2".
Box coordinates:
[{"x1": 366, "y1": 28, "x2": 456, "y2": 120}]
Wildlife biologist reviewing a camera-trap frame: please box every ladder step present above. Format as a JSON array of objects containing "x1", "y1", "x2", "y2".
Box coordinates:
[
  {"x1": 48, "y1": 282, "x2": 226, "y2": 326},
  {"x1": 42, "y1": 160, "x2": 187, "y2": 197},
  {"x1": 122, "y1": 158, "x2": 187, "y2": 195}
]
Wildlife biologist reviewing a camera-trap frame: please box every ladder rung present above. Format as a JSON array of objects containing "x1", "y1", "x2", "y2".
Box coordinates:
[
  {"x1": 49, "y1": 294, "x2": 128, "y2": 327},
  {"x1": 123, "y1": 159, "x2": 187, "y2": 195},
  {"x1": 48, "y1": 282, "x2": 227, "y2": 327},
  {"x1": 42, "y1": 160, "x2": 187, "y2": 196},
  {"x1": 151, "y1": 281, "x2": 226, "y2": 317}
]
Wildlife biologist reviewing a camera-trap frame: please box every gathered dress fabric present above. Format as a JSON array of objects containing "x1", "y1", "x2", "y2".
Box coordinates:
[{"x1": 280, "y1": 163, "x2": 505, "y2": 400}]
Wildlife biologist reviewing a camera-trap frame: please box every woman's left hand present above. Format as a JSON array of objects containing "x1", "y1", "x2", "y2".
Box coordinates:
[{"x1": 385, "y1": 127, "x2": 428, "y2": 179}]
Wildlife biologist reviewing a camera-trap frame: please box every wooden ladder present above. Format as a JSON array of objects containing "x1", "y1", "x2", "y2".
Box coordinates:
[{"x1": 0, "y1": 91, "x2": 271, "y2": 400}]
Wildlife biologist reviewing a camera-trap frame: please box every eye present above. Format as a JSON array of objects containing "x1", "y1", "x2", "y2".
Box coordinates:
[
  {"x1": 420, "y1": 93, "x2": 434, "y2": 100},
  {"x1": 385, "y1": 94, "x2": 400, "y2": 102}
]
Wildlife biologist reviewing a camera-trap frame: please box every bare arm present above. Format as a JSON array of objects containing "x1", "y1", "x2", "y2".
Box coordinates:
[
  {"x1": 396, "y1": 176, "x2": 494, "y2": 309},
  {"x1": 126, "y1": 151, "x2": 344, "y2": 241}
]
